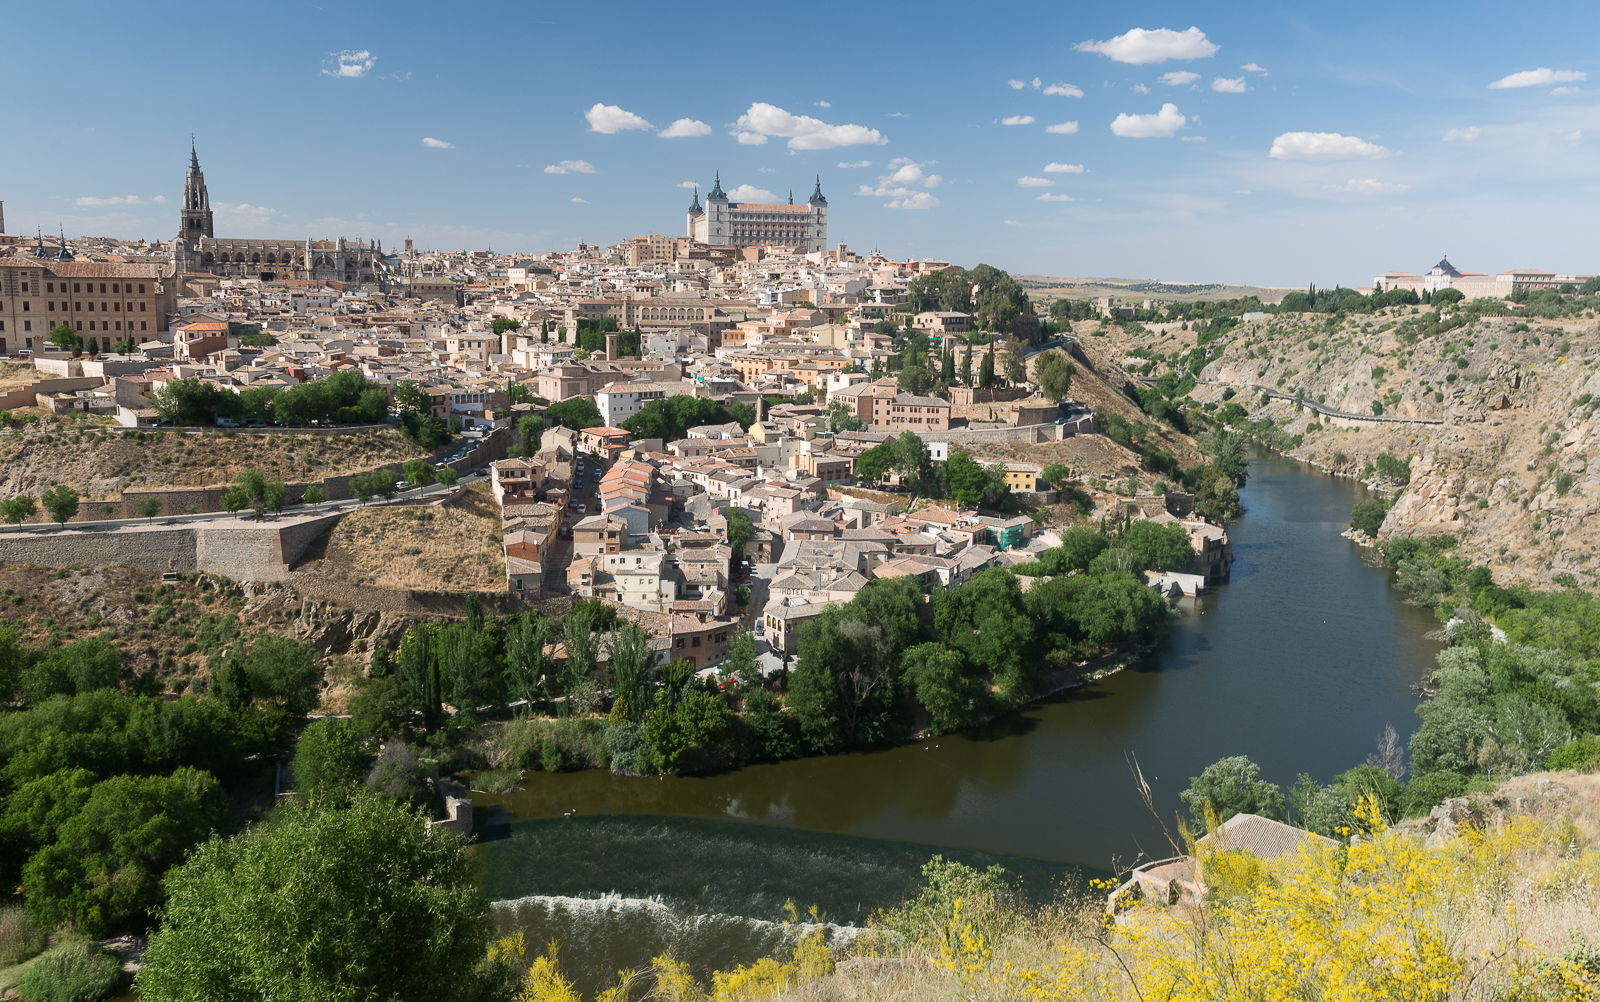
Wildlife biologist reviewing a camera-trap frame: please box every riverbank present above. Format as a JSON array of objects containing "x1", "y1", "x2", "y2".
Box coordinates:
[{"x1": 471, "y1": 455, "x2": 1441, "y2": 990}]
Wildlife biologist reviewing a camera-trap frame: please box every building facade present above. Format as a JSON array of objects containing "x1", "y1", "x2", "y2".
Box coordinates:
[
  {"x1": 687, "y1": 174, "x2": 827, "y2": 254},
  {"x1": 170, "y1": 142, "x2": 393, "y2": 286},
  {"x1": 0, "y1": 256, "x2": 170, "y2": 354}
]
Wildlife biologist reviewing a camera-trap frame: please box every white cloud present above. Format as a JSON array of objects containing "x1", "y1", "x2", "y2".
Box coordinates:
[
  {"x1": 1159, "y1": 71, "x2": 1200, "y2": 85},
  {"x1": 836, "y1": 160, "x2": 872, "y2": 168},
  {"x1": 1043, "y1": 162, "x2": 1086, "y2": 173},
  {"x1": 734, "y1": 131, "x2": 768, "y2": 145},
  {"x1": 420, "y1": 136, "x2": 454, "y2": 149},
  {"x1": 676, "y1": 180, "x2": 699, "y2": 189},
  {"x1": 731, "y1": 102, "x2": 886, "y2": 150},
  {"x1": 1017, "y1": 176, "x2": 1054, "y2": 187},
  {"x1": 585, "y1": 103, "x2": 653, "y2": 133},
  {"x1": 1489, "y1": 67, "x2": 1586, "y2": 89},
  {"x1": 1036, "y1": 193, "x2": 1075, "y2": 202},
  {"x1": 1268, "y1": 131, "x2": 1389, "y2": 160},
  {"x1": 758, "y1": 167, "x2": 777, "y2": 173},
  {"x1": 570, "y1": 197, "x2": 589, "y2": 204},
  {"x1": 1562, "y1": 129, "x2": 1584, "y2": 143},
  {"x1": 152, "y1": 195, "x2": 167, "y2": 204},
  {"x1": 1045, "y1": 121, "x2": 1080, "y2": 134},
  {"x1": 74, "y1": 194, "x2": 146, "y2": 208},
  {"x1": 215, "y1": 202, "x2": 279, "y2": 225},
  {"x1": 1132, "y1": 83, "x2": 1151, "y2": 95},
  {"x1": 1241, "y1": 63, "x2": 1269, "y2": 74},
  {"x1": 725, "y1": 184, "x2": 779, "y2": 202},
  {"x1": 1211, "y1": 77, "x2": 1248, "y2": 93},
  {"x1": 1109, "y1": 103, "x2": 1188, "y2": 138},
  {"x1": 658, "y1": 118, "x2": 711, "y2": 138},
  {"x1": 1443, "y1": 126, "x2": 1482, "y2": 142},
  {"x1": 1552, "y1": 86, "x2": 1582, "y2": 96},
  {"x1": 1000, "y1": 114, "x2": 1036, "y2": 126},
  {"x1": 1003, "y1": 219, "x2": 1022, "y2": 226},
  {"x1": 543, "y1": 159, "x2": 596, "y2": 174},
  {"x1": 1032, "y1": 77, "x2": 1042, "y2": 89},
  {"x1": 1043, "y1": 82, "x2": 1083, "y2": 97},
  {"x1": 815, "y1": 100, "x2": 831, "y2": 107},
  {"x1": 1007, "y1": 79, "x2": 1027, "y2": 90},
  {"x1": 1180, "y1": 135, "x2": 1208, "y2": 142},
  {"x1": 857, "y1": 158, "x2": 942, "y2": 209},
  {"x1": 1075, "y1": 26, "x2": 1218, "y2": 65},
  {"x1": 1331, "y1": 178, "x2": 1410, "y2": 194},
  {"x1": 322, "y1": 49, "x2": 375, "y2": 78},
  {"x1": 884, "y1": 111, "x2": 910, "y2": 118}
]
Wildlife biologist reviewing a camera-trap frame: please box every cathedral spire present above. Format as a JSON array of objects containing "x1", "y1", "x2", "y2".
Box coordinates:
[
  {"x1": 189, "y1": 134, "x2": 199, "y2": 171},
  {"x1": 708, "y1": 171, "x2": 726, "y2": 200},
  {"x1": 688, "y1": 185, "x2": 702, "y2": 214},
  {"x1": 809, "y1": 175, "x2": 827, "y2": 206}
]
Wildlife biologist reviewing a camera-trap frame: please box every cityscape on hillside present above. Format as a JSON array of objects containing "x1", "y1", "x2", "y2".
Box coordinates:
[{"x1": 4, "y1": 5, "x2": 1600, "y2": 1001}]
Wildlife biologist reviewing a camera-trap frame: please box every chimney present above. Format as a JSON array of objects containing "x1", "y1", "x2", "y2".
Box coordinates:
[
  {"x1": 604, "y1": 331, "x2": 619, "y2": 361},
  {"x1": 0, "y1": 200, "x2": 6, "y2": 235}
]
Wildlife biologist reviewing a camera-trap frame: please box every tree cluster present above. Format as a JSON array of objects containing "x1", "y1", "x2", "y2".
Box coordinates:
[{"x1": 621, "y1": 394, "x2": 755, "y2": 442}]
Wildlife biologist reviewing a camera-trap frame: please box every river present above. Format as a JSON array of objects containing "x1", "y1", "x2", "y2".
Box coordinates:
[{"x1": 472, "y1": 454, "x2": 1441, "y2": 990}]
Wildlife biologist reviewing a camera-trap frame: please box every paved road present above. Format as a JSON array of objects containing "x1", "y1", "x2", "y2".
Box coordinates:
[
  {"x1": 0, "y1": 471, "x2": 488, "y2": 535},
  {"x1": 1135, "y1": 374, "x2": 1445, "y2": 426}
]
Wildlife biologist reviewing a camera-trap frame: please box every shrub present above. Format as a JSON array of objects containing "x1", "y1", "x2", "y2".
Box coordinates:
[
  {"x1": 0, "y1": 904, "x2": 47, "y2": 967},
  {"x1": 1400, "y1": 770, "x2": 1468, "y2": 817},
  {"x1": 1546, "y1": 735, "x2": 1600, "y2": 772},
  {"x1": 16, "y1": 943, "x2": 123, "y2": 1002},
  {"x1": 1350, "y1": 498, "x2": 1389, "y2": 537}
]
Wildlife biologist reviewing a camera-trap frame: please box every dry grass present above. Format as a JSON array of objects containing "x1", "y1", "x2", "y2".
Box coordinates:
[
  {"x1": 308, "y1": 482, "x2": 505, "y2": 592},
  {"x1": 0, "y1": 418, "x2": 425, "y2": 497}
]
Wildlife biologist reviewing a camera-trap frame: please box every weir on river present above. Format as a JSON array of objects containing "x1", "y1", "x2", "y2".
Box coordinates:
[{"x1": 472, "y1": 455, "x2": 1441, "y2": 992}]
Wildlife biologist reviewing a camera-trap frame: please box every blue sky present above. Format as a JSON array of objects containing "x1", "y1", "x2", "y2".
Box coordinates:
[{"x1": 6, "y1": 0, "x2": 1599, "y2": 287}]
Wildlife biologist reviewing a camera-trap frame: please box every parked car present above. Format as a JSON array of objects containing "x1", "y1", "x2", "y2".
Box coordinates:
[
  {"x1": 574, "y1": 503, "x2": 587, "y2": 513},
  {"x1": 394, "y1": 480, "x2": 409, "y2": 490}
]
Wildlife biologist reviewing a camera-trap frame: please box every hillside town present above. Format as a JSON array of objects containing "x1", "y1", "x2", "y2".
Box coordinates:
[{"x1": 0, "y1": 146, "x2": 1237, "y2": 680}]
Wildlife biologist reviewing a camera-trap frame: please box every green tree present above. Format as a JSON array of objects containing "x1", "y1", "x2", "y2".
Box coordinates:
[
  {"x1": 40, "y1": 485, "x2": 79, "y2": 526},
  {"x1": 902, "y1": 642, "x2": 987, "y2": 734},
  {"x1": 16, "y1": 944, "x2": 122, "y2": 1002},
  {"x1": 546, "y1": 397, "x2": 603, "y2": 430},
  {"x1": 401, "y1": 459, "x2": 433, "y2": 487},
  {"x1": 291, "y1": 718, "x2": 375, "y2": 807},
  {"x1": 644, "y1": 689, "x2": 739, "y2": 774},
  {"x1": 1200, "y1": 429, "x2": 1250, "y2": 485},
  {"x1": 854, "y1": 442, "x2": 895, "y2": 482},
  {"x1": 1194, "y1": 472, "x2": 1243, "y2": 522},
  {"x1": 724, "y1": 508, "x2": 755, "y2": 558},
  {"x1": 1124, "y1": 519, "x2": 1195, "y2": 571},
  {"x1": 301, "y1": 484, "x2": 325, "y2": 505},
  {"x1": 391, "y1": 380, "x2": 430, "y2": 418},
  {"x1": 1, "y1": 495, "x2": 37, "y2": 524},
  {"x1": 515, "y1": 414, "x2": 545, "y2": 455},
  {"x1": 1038, "y1": 463, "x2": 1071, "y2": 488},
  {"x1": 1180, "y1": 755, "x2": 1287, "y2": 828},
  {"x1": 1035, "y1": 350, "x2": 1075, "y2": 399},
  {"x1": 136, "y1": 795, "x2": 503, "y2": 1002},
  {"x1": 23, "y1": 767, "x2": 223, "y2": 936},
  {"x1": 136, "y1": 496, "x2": 163, "y2": 520},
  {"x1": 435, "y1": 467, "x2": 459, "y2": 487},
  {"x1": 1350, "y1": 498, "x2": 1389, "y2": 536},
  {"x1": 978, "y1": 347, "x2": 995, "y2": 389},
  {"x1": 491, "y1": 316, "x2": 522, "y2": 335},
  {"x1": 19, "y1": 638, "x2": 121, "y2": 702},
  {"x1": 209, "y1": 637, "x2": 323, "y2": 752},
  {"x1": 826, "y1": 400, "x2": 865, "y2": 433},
  {"x1": 723, "y1": 627, "x2": 761, "y2": 689},
  {"x1": 48, "y1": 323, "x2": 83, "y2": 355}
]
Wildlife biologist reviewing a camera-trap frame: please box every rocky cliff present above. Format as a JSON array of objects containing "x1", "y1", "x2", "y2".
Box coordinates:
[{"x1": 1102, "y1": 307, "x2": 1600, "y2": 587}]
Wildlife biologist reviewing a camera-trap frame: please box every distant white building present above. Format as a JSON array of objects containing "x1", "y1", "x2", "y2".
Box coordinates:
[
  {"x1": 1373, "y1": 258, "x2": 1590, "y2": 300},
  {"x1": 687, "y1": 174, "x2": 828, "y2": 254}
]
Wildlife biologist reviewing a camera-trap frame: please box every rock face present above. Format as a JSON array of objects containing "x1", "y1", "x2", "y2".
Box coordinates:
[
  {"x1": 240, "y1": 581, "x2": 442, "y2": 659},
  {"x1": 1106, "y1": 310, "x2": 1600, "y2": 588}
]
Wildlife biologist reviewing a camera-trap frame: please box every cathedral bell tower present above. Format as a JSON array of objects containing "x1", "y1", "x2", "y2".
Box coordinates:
[{"x1": 180, "y1": 137, "x2": 214, "y2": 245}]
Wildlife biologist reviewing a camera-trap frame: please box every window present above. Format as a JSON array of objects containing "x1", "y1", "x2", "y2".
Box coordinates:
[
  {"x1": 21, "y1": 302, "x2": 27, "y2": 312},
  {"x1": 46, "y1": 283, "x2": 54, "y2": 293},
  {"x1": 139, "y1": 284, "x2": 146, "y2": 294},
  {"x1": 47, "y1": 302, "x2": 54, "y2": 311},
  {"x1": 20, "y1": 282, "x2": 28, "y2": 293},
  {"x1": 73, "y1": 283, "x2": 80, "y2": 293}
]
